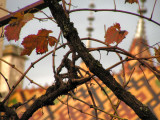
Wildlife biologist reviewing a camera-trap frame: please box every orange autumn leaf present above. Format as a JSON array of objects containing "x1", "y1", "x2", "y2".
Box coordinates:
[
  {"x1": 37, "y1": 29, "x2": 52, "y2": 36},
  {"x1": 21, "y1": 35, "x2": 37, "y2": 56},
  {"x1": 9, "y1": 12, "x2": 24, "y2": 25},
  {"x1": 22, "y1": 13, "x2": 34, "y2": 23},
  {"x1": 125, "y1": 0, "x2": 138, "y2": 4},
  {"x1": 104, "y1": 23, "x2": 128, "y2": 45},
  {"x1": 4, "y1": 12, "x2": 34, "y2": 41},
  {"x1": 5, "y1": 22, "x2": 24, "y2": 41},
  {"x1": 113, "y1": 23, "x2": 121, "y2": 31},
  {"x1": 48, "y1": 36, "x2": 57, "y2": 46},
  {"x1": 154, "y1": 47, "x2": 160, "y2": 63},
  {"x1": 21, "y1": 29, "x2": 57, "y2": 56}
]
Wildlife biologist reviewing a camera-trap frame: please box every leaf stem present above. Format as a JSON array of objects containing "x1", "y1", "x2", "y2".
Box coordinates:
[{"x1": 150, "y1": 0, "x2": 157, "y2": 20}]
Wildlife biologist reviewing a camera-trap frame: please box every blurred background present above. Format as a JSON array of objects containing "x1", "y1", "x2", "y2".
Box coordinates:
[{"x1": 4, "y1": 0, "x2": 160, "y2": 88}]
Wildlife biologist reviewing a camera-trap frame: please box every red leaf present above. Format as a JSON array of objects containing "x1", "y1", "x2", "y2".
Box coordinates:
[
  {"x1": 21, "y1": 35, "x2": 37, "y2": 56},
  {"x1": 21, "y1": 48, "x2": 34, "y2": 56},
  {"x1": 113, "y1": 23, "x2": 121, "y2": 31},
  {"x1": 5, "y1": 22, "x2": 25, "y2": 41},
  {"x1": 4, "y1": 13, "x2": 34, "y2": 41},
  {"x1": 117, "y1": 30, "x2": 128, "y2": 44},
  {"x1": 48, "y1": 36, "x2": 57, "y2": 46},
  {"x1": 104, "y1": 23, "x2": 128, "y2": 45},
  {"x1": 21, "y1": 29, "x2": 57, "y2": 56},
  {"x1": 36, "y1": 37, "x2": 48, "y2": 54},
  {"x1": 37, "y1": 29, "x2": 52, "y2": 36}
]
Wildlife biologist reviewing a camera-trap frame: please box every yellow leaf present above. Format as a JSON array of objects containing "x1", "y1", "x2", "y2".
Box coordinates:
[
  {"x1": 22, "y1": 13, "x2": 34, "y2": 23},
  {"x1": 9, "y1": 12, "x2": 24, "y2": 25},
  {"x1": 5, "y1": 12, "x2": 34, "y2": 41}
]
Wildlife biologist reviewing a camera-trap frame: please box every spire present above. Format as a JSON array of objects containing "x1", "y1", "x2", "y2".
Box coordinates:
[
  {"x1": 125, "y1": 0, "x2": 153, "y2": 73},
  {"x1": 134, "y1": 0, "x2": 147, "y2": 39},
  {"x1": 79, "y1": 0, "x2": 95, "y2": 77},
  {"x1": 129, "y1": 0, "x2": 151, "y2": 58},
  {"x1": 134, "y1": 18, "x2": 146, "y2": 39},
  {"x1": 86, "y1": 0, "x2": 95, "y2": 48}
]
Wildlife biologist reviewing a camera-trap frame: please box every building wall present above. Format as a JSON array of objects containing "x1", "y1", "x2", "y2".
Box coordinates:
[
  {"x1": 0, "y1": 0, "x2": 6, "y2": 101},
  {"x1": 0, "y1": 45, "x2": 27, "y2": 101},
  {"x1": 0, "y1": 0, "x2": 7, "y2": 70}
]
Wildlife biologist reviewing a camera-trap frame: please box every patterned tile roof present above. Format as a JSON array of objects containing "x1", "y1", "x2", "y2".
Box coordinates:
[{"x1": 8, "y1": 64, "x2": 160, "y2": 119}]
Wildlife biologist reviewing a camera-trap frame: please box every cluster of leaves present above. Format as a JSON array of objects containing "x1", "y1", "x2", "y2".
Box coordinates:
[
  {"x1": 3, "y1": 0, "x2": 137, "y2": 56},
  {"x1": 4, "y1": 12, "x2": 57, "y2": 56},
  {"x1": 3, "y1": 0, "x2": 138, "y2": 56},
  {"x1": 4, "y1": 11, "x2": 159, "y2": 64},
  {"x1": 4, "y1": 13, "x2": 129, "y2": 55}
]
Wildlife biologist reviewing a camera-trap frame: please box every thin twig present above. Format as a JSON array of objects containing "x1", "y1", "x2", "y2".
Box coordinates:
[
  {"x1": 57, "y1": 98, "x2": 105, "y2": 120},
  {"x1": 68, "y1": 0, "x2": 72, "y2": 11},
  {"x1": 117, "y1": 54, "x2": 126, "y2": 86},
  {"x1": 70, "y1": 93, "x2": 127, "y2": 120},
  {"x1": 139, "y1": 65, "x2": 151, "y2": 87},
  {"x1": 31, "y1": 8, "x2": 56, "y2": 23},
  {"x1": 76, "y1": 66, "x2": 119, "y2": 118},
  {"x1": 52, "y1": 31, "x2": 62, "y2": 74},
  {"x1": 0, "y1": 72, "x2": 11, "y2": 90},
  {"x1": 1, "y1": 43, "x2": 68, "y2": 103},
  {"x1": 92, "y1": 77, "x2": 120, "y2": 118},
  {"x1": 86, "y1": 84, "x2": 98, "y2": 120},
  {"x1": 111, "y1": 67, "x2": 135, "y2": 120},
  {"x1": 11, "y1": 95, "x2": 36, "y2": 109},
  {"x1": 0, "y1": 58, "x2": 46, "y2": 90},
  {"x1": 150, "y1": 0, "x2": 157, "y2": 20},
  {"x1": 124, "y1": 67, "x2": 135, "y2": 88},
  {"x1": 69, "y1": 8, "x2": 160, "y2": 26},
  {"x1": 0, "y1": 7, "x2": 12, "y2": 14},
  {"x1": 78, "y1": 70, "x2": 98, "y2": 120},
  {"x1": 67, "y1": 95, "x2": 71, "y2": 120},
  {"x1": 113, "y1": 0, "x2": 116, "y2": 10},
  {"x1": 56, "y1": 51, "x2": 72, "y2": 74},
  {"x1": 62, "y1": 0, "x2": 69, "y2": 17},
  {"x1": 2, "y1": 61, "x2": 36, "y2": 103},
  {"x1": 137, "y1": 0, "x2": 142, "y2": 16}
]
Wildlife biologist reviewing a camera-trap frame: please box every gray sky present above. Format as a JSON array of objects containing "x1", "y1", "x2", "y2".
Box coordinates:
[{"x1": 5, "y1": 0, "x2": 160, "y2": 88}]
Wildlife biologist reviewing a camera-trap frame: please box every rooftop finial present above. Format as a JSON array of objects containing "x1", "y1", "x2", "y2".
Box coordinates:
[
  {"x1": 134, "y1": 0, "x2": 147, "y2": 39},
  {"x1": 86, "y1": 0, "x2": 95, "y2": 48},
  {"x1": 138, "y1": 0, "x2": 147, "y2": 15}
]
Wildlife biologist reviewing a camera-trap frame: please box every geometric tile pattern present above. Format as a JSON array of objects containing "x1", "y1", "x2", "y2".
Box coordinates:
[
  {"x1": 8, "y1": 64, "x2": 160, "y2": 120},
  {"x1": 115, "y1": 67, "x2": 160, "y2": 120},
  {"x1": 51, "y1": 64, "x2": 160, "y2": 120}
]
